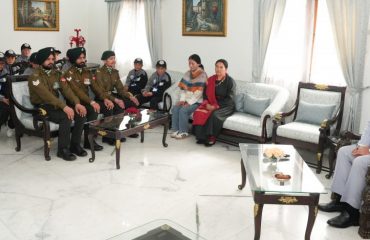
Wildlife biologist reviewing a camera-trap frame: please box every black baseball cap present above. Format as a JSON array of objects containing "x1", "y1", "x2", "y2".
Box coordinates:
[{"x1": 21, "y1": 43, "x2": 32, "y2": 50}]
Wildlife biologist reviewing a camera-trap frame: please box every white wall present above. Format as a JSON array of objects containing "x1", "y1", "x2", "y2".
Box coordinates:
[
  {"x1": 0, "y1": 0, "x2": 90, "y2": 61},
  {"x1": 161, "y1": 0, "x2": 254, "y2": 81}
]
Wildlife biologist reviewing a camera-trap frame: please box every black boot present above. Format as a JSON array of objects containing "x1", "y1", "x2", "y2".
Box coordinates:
[
  {"x1": 318, "y1": 192, "x2": 344, "y2": 212},
  {"x1": 327, "y1": 203, "x2": 360, "y2": 228},
  {"x1": 70, "y1": 145, "x2": 88, "y2": 157},
  {"x1": 57, "y1": 148, "x2": 77, "y2": 161}
]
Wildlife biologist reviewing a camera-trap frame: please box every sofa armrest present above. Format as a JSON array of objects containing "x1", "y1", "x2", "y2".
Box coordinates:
[
  {"x1": 261, "y1": 87, "x2": 290, "y2": 126},
  {"x1": 162, "y1": 84, "x2": 181, "y2": 113}
]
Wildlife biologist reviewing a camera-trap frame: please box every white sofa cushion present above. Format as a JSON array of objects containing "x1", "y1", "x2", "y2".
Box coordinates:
[
  {"x1": 223, "y1": 112, "x2": 265, "y2": 137},
  {"x1": 276, "y1": 122, "x2": 320, "y2": 143}
]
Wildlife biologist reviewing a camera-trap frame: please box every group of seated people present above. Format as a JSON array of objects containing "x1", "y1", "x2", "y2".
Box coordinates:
[
  {"x1": 0, "y1": 43, "x2": 237, "y2": 150},
  {"x1": 1, "y1": 43, "x2": 368, "y2": 231}
]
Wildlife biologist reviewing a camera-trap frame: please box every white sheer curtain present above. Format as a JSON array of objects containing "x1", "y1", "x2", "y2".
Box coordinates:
[
  {"x1": 112, "y1": 0, "x2": 152, "y2": 76},
  {"x1": 107, "y1": 1, "x2": 123, "y2": 49},
  {"x1": 252, "y1": 0, "x2": 286, "y2": 82},
  {"x1": 326, "y1": 0, "x2": 370, "y2": 131},
  {"x1": 262, "y1": 0, "x2": 314, "y2": 104},
  {"x1": 309, "y1": 0, "x2": 346, "y2": 87}
]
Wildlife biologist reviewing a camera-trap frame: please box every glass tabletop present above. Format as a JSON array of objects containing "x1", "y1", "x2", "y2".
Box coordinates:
[
  {"x1": 89, "y1": 109, "x2": 168, "y2": 132},
  {"x1": 107, "y1": 219, "x2": 206, "y2": 240},
  {"x1": 239, "y1": 144, "x2": 327, "y2": 194}
]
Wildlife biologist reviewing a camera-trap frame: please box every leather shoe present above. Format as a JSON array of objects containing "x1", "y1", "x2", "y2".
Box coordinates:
[
  {"x1": 318, "y1": 200, "x2": 344, "y2": 212},
  {"x1": 84, "y1": 140, "x2": 103, "y2": 151},
  {"x1": 327, "y1": 211, "x2": 359, "y2": 228},
  {"x1": 70, "y1": 145, "x2": 88, "y2": 157},
  {"x1": 57, "y1": 148, "x2": 77, "y2": 161}
]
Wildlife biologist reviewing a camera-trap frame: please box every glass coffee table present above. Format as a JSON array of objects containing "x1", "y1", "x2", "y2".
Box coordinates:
[
  {"x1": 238, "y1": 144, "x2": 327, "y2": 240},
  {"x1": 107, "y1": 219, "x2": 206, "y2": 240},
  {"x1": 87, "y1": 109, "x2": 169, "y2": 169}
]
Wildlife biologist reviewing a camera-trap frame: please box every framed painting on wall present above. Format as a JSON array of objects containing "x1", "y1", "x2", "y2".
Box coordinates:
[
  {"x1": 182, "y1": 0, "x2": 227, "y2": 36},
  {"x1": 14, "y1": 0, "x2": 59, "y2": 31}
]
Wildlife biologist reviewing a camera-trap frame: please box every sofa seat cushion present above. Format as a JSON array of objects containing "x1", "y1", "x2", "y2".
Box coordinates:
[
  {"x1": 20, "y1": 115, "x2": 60, "y2": 132},
  {"x1": 276, "y1": 122, "x2": 320, "y2": 144},
  {"x1": 223, "y1": 112, "x2": 263, "y2": 137},
  {"x1": 142, "y1": 102, "x2": 164, "y2": 110}
]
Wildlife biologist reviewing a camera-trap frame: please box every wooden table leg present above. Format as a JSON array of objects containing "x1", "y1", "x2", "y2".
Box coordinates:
[
  {"x1": 305, "y1": 194, "x2": 319, "y2": 240},
  {"x1": 115, "y1": 139, "x2": 121, "y2": 169},
  {"x1": 162, "y1": 121, "x2": 168, "y2": 147},
  {"x1": 238, "y1": 159, "x2": 246, "y2": 190},
  {"x1": 254, "y1": 203, "x2": 264, "y2": 240},
  {"x1": 88, "y1": 132, "x2": 95, "y2": 163},
  {"x1": 140, "y1": 131, "x2": 144, "y2": 143}
]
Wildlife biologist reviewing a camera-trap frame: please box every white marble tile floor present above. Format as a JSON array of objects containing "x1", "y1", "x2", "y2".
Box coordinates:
[{"x1": 0, "y1": 127, "x2": 363, "y2": 240}]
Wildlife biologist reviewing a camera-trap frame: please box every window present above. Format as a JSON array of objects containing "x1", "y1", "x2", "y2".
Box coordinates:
[
  {"x1": 263, "y1": 0, "x2": 346, "y2": 98},
  {"x1": 112, "y1": 0, "x2": 152, "y2": 75}
]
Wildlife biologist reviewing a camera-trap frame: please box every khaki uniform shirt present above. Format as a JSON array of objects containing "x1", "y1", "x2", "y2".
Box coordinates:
[{"x1": 28, "y1": 67, "x2": 80, "y2": 110}]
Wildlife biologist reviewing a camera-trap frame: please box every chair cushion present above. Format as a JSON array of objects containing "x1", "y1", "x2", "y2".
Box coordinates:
[
  {"x1": 21, "y1": 95, "x2": 34, "y2": 118},
  {"x1": 243, "y1": 93, "x2": 270, "y2": 116},
  {"x1": 295, "y1": 100, "x2": 336, "y2": 125},
  {"x1": 276, "y1": 122, "x2": 320, "y2": 143},
  {"x1": 20, "y1": 116, "x2": 60, "y2": 132},
  {"x1": 223, "y1": 112, "x2": 264, "y2": 137}
]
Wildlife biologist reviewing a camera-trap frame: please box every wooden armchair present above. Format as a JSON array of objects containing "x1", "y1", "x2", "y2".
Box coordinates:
[
  {"x1": 7, "y1": 75, "x2": 59, "y2": 160},
  {"x1": 272, "y1": 82, "x2": 346, "y2": 173}
]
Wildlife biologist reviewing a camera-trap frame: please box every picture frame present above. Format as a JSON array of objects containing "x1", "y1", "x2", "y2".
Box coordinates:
[
  {"x1": 14, "y1": 0, "x2": 59, "y2": 31},
  {"x1": 182, "y1": 0, "x2": 227, "y2": 37}
]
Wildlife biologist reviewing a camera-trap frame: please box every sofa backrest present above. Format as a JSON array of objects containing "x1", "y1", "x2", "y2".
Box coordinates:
[
  {"x1": 12, "y1": 81, "x2": 32, "y2": 120},
  {"x1": 234, "y1": 80, "x2": 282, "y2": 103}
]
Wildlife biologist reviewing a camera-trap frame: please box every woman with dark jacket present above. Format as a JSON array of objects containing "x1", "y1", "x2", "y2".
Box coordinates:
[{"x1": 193, "y1": 59, "x2": 236, "y2": 146}]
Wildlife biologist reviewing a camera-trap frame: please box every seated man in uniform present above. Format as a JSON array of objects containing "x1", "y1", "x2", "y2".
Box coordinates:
[
  {"x1": 23, "y1": 52, "x2": 38, "y2": 75},
  {"x1": 94, "y1": 50, "x2": 140, "y2": 144},
  {"x1": 62, "y1": 47, "x2": 104, "y2": 151},
  {"x1": 319, "y1": 121, "x2": 370, "y2": 228},
  {"x1": 137, "y1": 60, "x2": 171, "y2": 110},
  {"x1": 28, "y1": 47, "x2": 87, "y2": 161},
  {"x1": 125, "y1": 58, "x2": 148, "y2": 97},
  {"x1": 16, "y1": 43, "x2": 32, "y2": 63}
]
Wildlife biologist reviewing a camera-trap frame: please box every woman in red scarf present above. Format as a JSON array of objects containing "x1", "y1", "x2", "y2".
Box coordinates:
[{"x1": 193, "y1": 59, "x2": 235, "y2": 146}]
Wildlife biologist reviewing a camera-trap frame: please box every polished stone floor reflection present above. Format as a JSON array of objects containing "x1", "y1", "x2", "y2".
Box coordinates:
[{"x1": 0, "y1": 127, "x2": 362, "y2": 240}]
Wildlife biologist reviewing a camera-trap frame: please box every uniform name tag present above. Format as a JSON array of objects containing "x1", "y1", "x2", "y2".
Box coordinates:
[
  {"x1": 84, "y1": 78, "x2": 91, "y2": 85},
  {"x1": 159, "y1": 82, "x2": 164, "y2": 86},
  {"x1": 152, "y1": 88, "x2": 158, "y2": 92},
  {"x1": 53, "y1": 82, "x2": 60, "y2": 89}
]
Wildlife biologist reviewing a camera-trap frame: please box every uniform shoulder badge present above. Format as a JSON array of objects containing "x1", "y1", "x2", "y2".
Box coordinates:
[
  {"x1": 32, "y1": 80, "x2": 40, "y2": 86},
  {"x1": 66, "y1": 77, "x2": 72, "y2": 81}
]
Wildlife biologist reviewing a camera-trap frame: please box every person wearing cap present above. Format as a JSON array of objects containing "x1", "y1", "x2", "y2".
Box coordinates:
[
  {"x1": 62, "y1": 47, "x2": 105, "y2": 151},
  {"x1": 125, "y1": 58, "x2": 148, "y2": 96},
  {"x1": 0, "y1": 52, "x2": 13, "y2": 133},
  {"x1": 28, "y1": 47, "x2": 87, "y2": 161},
  {"x1": 170, "y1": 54, "x2": 207, "y2": 139},
  {"x1": 193, "y1": 59, "x2": 236, "y2": 146},
  {"x1": 23, "y1": 52, "x2": 39, "y2": 75},
  {"x1": 138, "y1": 60, "x2": 171, "y2": 110},
  {"x1": 16, "y1": 43, "x2": 32, "y2": 63},
  {"x1": 4, "y1": 50, "x2": 18, "y2": 75},
  {"x1": 95, "y1": 50, "x2": 140, "y2": 144}
]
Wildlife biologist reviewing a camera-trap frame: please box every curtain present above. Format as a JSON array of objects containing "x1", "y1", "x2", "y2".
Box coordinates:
[
  {"x1": 252, "y1": 0, "x2": 286, "y2": 82},
  {"x1": 107, "y1": 1, "x2": 123, "y2": 49},
  {"x1": 112, "y1": 0, "x2": 152, "y2": 74},
  {"x1": 143, "y1": 0, "x2": 162, "y2": 67},
  {"x1": 326, "y1": 0, "x2": 370, "y2": 131},
  {"x1": 262, "y1": 1, "x2": 315, "y2": 105}
]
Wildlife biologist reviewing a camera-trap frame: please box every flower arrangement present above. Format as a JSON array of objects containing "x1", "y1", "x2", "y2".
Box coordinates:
[
  {"x1": 264, "y1": 147, "x2": 285, "y2": 159},
  {"x1": 69, "y1": 29, "x2": 86, "y2": 47}
]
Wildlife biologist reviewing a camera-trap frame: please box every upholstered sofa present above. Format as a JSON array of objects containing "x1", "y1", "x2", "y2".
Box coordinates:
[{"x1": 164, "y1": 78, "x2": 290, "y2": 143}]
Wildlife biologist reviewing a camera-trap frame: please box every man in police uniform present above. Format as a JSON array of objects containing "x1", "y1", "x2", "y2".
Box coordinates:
[
  {"x1": 23, "y1": 52, "x2": 38, "y2": 75},
  {"x1": 125, "y1": 58, "x2": 148, "y2": 97},
  {"x1": 16, "y1": 43, "x2": 32, "y2": 63},
  {"x1": 28, "y1": 47, "x2": 87, "y2": 161},
  {"x1": 137, "y1": 60, "x2": 171, "y2": 110},
  {"x1": 319, "y1": 121, "x2": 370, "y2": 228},
  {"x1": 62, "y1": 47, "x2": 104, "y2": 151}
]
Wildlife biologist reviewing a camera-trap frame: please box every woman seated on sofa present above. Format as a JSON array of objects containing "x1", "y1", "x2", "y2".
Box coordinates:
[
  {"x1": 193, "y1": 59, "x2": 236, "y2": 146},
  {"x1": 170, "y1": 54, "x2": 207, "y2": 139}
]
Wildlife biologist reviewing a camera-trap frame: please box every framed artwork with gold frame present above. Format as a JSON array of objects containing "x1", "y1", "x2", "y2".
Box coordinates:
[
  {"x1": 14, "y1": 0, "x2": 59, "y2": 31},
  {"x1": 182, "y1": 0, "x2": 227, "y2": 37}
]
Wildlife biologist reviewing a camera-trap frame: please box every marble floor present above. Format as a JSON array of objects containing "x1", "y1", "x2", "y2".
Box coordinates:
[{"x1": 0, "y1": 127, "x2": 363, "y2": 240}]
